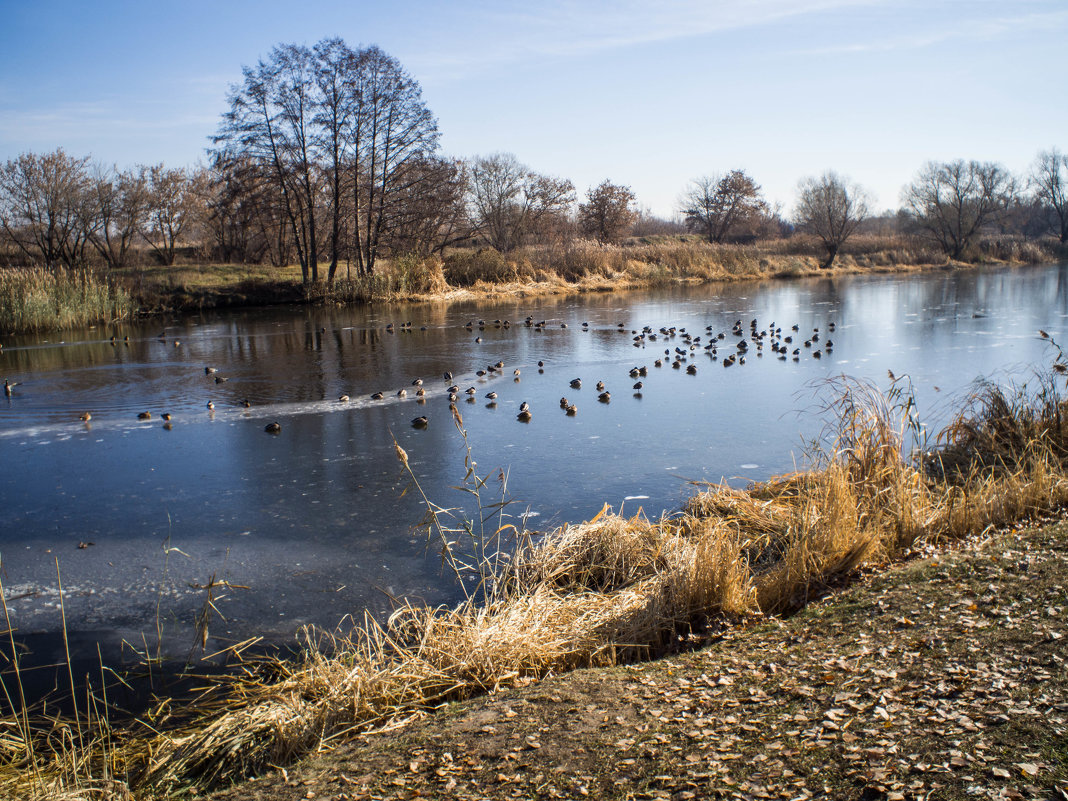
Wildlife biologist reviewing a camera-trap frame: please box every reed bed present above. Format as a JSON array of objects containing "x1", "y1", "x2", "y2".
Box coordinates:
[
  {"x1": 0, "y1": 268, "x2": 134, "y2": 333},
  {"x1": 6, "y1": 364, "x2": 1068, "y2": 799}
]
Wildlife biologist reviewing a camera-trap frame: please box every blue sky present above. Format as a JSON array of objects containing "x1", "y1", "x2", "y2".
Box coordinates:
[{"x1": 1, "y1": 0, "x2": 1065, "y2": 216}]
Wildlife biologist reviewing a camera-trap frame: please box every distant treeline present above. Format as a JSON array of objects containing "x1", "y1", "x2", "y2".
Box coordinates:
[{"x1": 1, "y1": 38, "x2": 1066, "y2": 280}]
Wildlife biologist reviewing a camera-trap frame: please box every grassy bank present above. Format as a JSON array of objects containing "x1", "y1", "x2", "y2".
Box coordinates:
[
  {"x1": 5, "y1": 349, "x2": 1068, "y2": 798},
  {"x1": 3, "y1": 235, "x2": 1063, "y2": 334}
]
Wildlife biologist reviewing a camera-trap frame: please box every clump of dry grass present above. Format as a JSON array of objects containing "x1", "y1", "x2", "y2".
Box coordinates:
[
  {"x1": 0, "y1": 267, "x2": 134, "y2": 332},
  {"x1": 8, "y1": 357, "x2": 1068, "y2": 798}
]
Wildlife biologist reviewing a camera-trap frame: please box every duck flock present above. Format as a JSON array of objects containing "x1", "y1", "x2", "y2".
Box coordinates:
[
  {"x1": 2, "y1": 316, "x2": 837, "y2": 434},
  {"x1": 366, "y1": 315, "x2": 837, "y2": 432}
]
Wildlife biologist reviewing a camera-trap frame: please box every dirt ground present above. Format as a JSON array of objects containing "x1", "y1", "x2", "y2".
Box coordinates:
[{"x1": 203, "y1": 519, "x2": 1068, "y2": 801}]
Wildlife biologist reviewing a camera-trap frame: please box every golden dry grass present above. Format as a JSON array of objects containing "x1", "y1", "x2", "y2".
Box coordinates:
[{"x1": 6, "y1": 370, "x2": 1068, "y2": 799}]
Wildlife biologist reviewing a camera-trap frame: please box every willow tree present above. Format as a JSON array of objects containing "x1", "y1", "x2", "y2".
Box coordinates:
[{"x1": 795, "y1": 171, "x2": 870, "y2": 269}]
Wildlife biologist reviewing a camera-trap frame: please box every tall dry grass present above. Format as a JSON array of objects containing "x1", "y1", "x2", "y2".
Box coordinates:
[
  {"x1": 0, "y1": 268, "x2": 134, "y2": 333},
  {"x1": 6, "y1": 360, "x2": 1068, "y2": 798}
]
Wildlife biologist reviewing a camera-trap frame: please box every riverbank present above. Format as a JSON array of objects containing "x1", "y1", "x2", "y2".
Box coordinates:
[
  {"x1": 2, "y1": 235, "x2": 1063, "y2": 334},
  {"x1": 5, "y1": 368, "x2": 1068, "y2": 799},
  {"x1": 208, "y1": 514, "x2": 1068, "y2": 801}
]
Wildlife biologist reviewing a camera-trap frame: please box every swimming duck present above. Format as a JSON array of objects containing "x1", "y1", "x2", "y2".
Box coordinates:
[
  {"x1": 161, "y1": 413, "x2": 172, "y2": 421},
  {"x1": 513, "y1": 369, "x2": 521, "y2": 377},
  {"x1": 412, "y1": 378, "x2": 423, "y2": 386},
  {"x1": 79, "y1": 412, "x2": 92, "y2": 422},
  {"x1": 204, "y1": 367, "x2": 217, "y2": 374},
  {"x1": 215, "y1": 376, "x2": 228, "y2": 384},
  {"x1": 338, "y1": 395, "x2": 350, "y2": 402},
  {"x1": 397, "y1": 389, "x2": 407, "y2": 398},
  {"x1": 371, "y1": 392, "x2": 384, "y2": 400},
  {"x1": 138, "y1": 411, "x2": 151, "y2": 420},
  {"x1": 570, "y1": 378, "x2": 582, "y2": 388},
  {"x1": 265, "y1": 422, "x2": 281, "y2": 434},
  {"x1": 242, "y1": 399, "x2": 252, "y2": 408},
  {"x1": 4, "y1": 379, "x2": 15, "y2": 395},
  {"x1": 411, "y1": 415, "x2": 429, "y2": 428},
  {"x1": 443, "y1": 371, "x2": 453, "y2": 381},
  {"x1": 206, "y1": 401, "x2": 215, "y2": 410}
]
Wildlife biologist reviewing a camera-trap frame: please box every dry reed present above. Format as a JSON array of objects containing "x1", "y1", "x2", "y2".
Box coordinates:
[{"x1": 6, "y1": 357, "x2": 1068, "y2": 799}]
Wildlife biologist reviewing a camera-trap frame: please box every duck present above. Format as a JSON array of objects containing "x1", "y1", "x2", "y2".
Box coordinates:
[
  {"x1": 416, "y1": 388, "x2": 426, "y2": 397},
  {"x1": 371, "y1": 392, "x2": 384, "y2": 400},
  {"x1": 465, "y1": 387, "x2": 477, "y2": 395},
  {"x1": 265, "y1": 422, "x2": 281, "y2": 434},
  {"x1": 513, "y1": 369, "x2": 521, "y2": 378},
  {"x1": 412, "y1": 378, "x2": 423, "y2": 386},
  {"x1": 204, "y1": 367, "x2": 217, "y2": 374},
  {"x1": 411, "y1": 415, "x2": 429, "y2": 428},
  {"x1": 242, "y1": 399, "x2": 252, "y2": 408},
  {"x1": 137, "y1": 411, "x2": 152, "y2": 420},
  {"x1": 486, "y1": 391, "x2": 498, "y2": 400},
  {"x1": 566, "y1": 404, "x2": 577, "y2": 416},
  {"x1": 633, "y1": 381, "x2": 643, "y2": 390},
  {"x1": 517, "y1": 409, "x2": 533, "y2": 422},
  {"x1": 215, "y1": 376, "x2": 228, "y2": 384},
  {"x1": 519, "y1": 401, "x2": 529, "y2": 413},
  {"x1": 79, "y1": 412, "x2": 92, "y2": 422},
  {"x1": 570, "y1": 378, "x2": 582, "y2": 388},
  {"x1": 560, "y1": 396, "x2": 570, "y2": 408},
  {"x1": 338, "y1": 395, "x2": 350, "y2": 402},
  {"x1": 443, "y1": 371, "x2": 453, "y2": 381},
  {"x1": 598, "y1": 391, "x2": 611, "y2": 403},
  {"x1": 4, "y1": 379, "x2": 16, "y2": 395},
  {"x1": 397, "y1": 389, "x2": 407, "y2": 398},
  {"x1": 206, "y1": 401, "x2": 215, "y2": 410},
  {"x1": 161, "y1": 413, "x2": 172, "y2": 421},
  {"x1": 448, "y1": 393, "x2": 458, "y2": 402},
  {"x1": 447, "y1": 385, "x2": 459, "y2": 394},
  {"x1": 537, "y1": 361, "x2": 545, "y2": 367},
  {"x1": 629, "y1": 368, "x2": 640, "y2": 378},
  {"x1": 686, "y1": 364, "x2": 697, "y2": 374},
  {"x1": 596, "y1": 381, "x2": 605, "y2": 391}
]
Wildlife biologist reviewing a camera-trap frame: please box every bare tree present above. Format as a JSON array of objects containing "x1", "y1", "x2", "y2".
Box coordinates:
[
  {"x1": 468, "y1": 153, "x2": 574, "y2": 252},
  {"x1": 794, "y1": 171, "x2": 870, "y2": 269},
  {"x1": 216, "y1": 43, "x2": 323, "y2": 283},
  {"x1": 902, "y1": 160, "x2": 1014, "y2": 259},
  {"x1": 1031, "y1": 148, "x2": 1068, "y2": 243},
  {"x1": 578, "y1": 180, "x2": 637, "y2": 243},
  {"x1": 88, "y1": 164, "x2": 150, "y2": 269},
  {"x1": 680, "y1": 170, "x2": 769, "y2": 243},
  {"x1": 0, "y1": 149, "x2": 94, "y2": 270},
  {"x1": 142, "y1": 165, "x2": 203, "y2": 265},
  {"x1": 346, "y1": 46, "x2": 440, "y2": 276},
  {"x1": 382, "y1": 156, "x2": 468, "y2": 257}
]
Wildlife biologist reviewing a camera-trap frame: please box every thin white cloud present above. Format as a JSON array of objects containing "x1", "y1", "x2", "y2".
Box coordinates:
[
  {"x1": 789, "y1": 7, "x2": 1068, "y2": 56},
  {"x1": 410, "y1": 0, "x2": 887, "y2": 79}
]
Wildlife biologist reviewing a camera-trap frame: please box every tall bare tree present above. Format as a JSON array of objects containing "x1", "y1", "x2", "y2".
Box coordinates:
[
  {"x1": 0, "y1": 149, "x2": 94, "y2": 270},
  {"x1": 346, "y1": 46, "x2": 440, "y2": 276},
  {"x1": 382, "y1": 156, "x2": 468, "y2": 256},
  {"x1": 216, "y1": 44, "x2": 323, "y2": 282},
  {"x1": 88, "y1": 164, "x2": 149, "y2": 269},
  {"x1": 794, "y1": 171, "x2": 870, "y2": 269},
  {"x1": 578, "y1": 180, "x2": 637, "y2": 243},
  {"x1": 1031, "y1": 148, "x2": 1068, "y2": 243},
  {"x1": 902, "y1": 160, "x2": 1014, "y2": 259},
  {"x1": 680, "y1": 170, "x2": 769, "y2": 243},
  {"x1": 468, "y1": 153, "x2": 574, "y2": 252}
]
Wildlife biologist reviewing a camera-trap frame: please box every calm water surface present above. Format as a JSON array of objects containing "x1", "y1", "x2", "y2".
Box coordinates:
[{"x1": 2, "y1": 263, "x2": 1067, "y2": 672}]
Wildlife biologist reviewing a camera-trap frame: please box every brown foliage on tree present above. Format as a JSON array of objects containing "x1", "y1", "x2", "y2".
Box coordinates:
[
  {"x1": 680, "y1": 170, "x2": 769, "y2": 244},
  {"x1": 578, "y1": 180, "x2": 637, "y2": 244}
]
